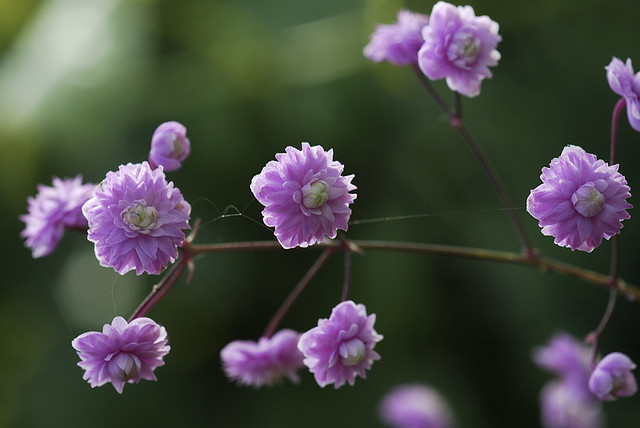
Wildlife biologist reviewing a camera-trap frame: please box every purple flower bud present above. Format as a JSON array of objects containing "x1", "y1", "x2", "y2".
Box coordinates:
[
  {"x1": 527, "y1": 145, "x2": 632, "y2": 252},
  {"x1": 363, "y1": 10, "x2": 430, "y2": 66},
  {"x1": 298, "y1": 300, "x2": 382, "y2": 388},
  {"x1": 250, "y1": 143, "x2": 356, "y2": 249},
  {"x1": 606, "y1": 57, "x2": 640, "y2": 132},
  {"x1": 82, "y1": 162, "x2": 191, "y2": 275},
  {"x1": 71, "y1": 316, "x2": 170, "y2": 393},
  {"x1": 20, "y1": 176, "x2": 95, "y2": 258},
  {"x1": 589, "y1": 352, "x2": 637, "y2": 401},
  {"x1": 220, "y1": 329, "x2": 305, "y2": 387},
  {"x1": 379, "y1": 384, "x2": 454, "y2": 428},
  {"x1": 418, "y1": 1, "x2": 501, "y2": 97},
  {"x1": 149, "y1": 121, "x2": 191, "y2": 171}
]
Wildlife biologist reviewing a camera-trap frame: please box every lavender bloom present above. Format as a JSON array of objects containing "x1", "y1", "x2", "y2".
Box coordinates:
[
  {"x1": 589, "y1": 352, "x2": 637, "y2": 401},
  {"x1": 20, "y1": 176, "x2": 95, "y2": 258},
  {"x1": 533, "y1": 333, "x2": 603, "y2": 428},
  {"x1": 298, "y1": 300, "x2": 382, "y2": 389},
  {"x1": 71, "y1": 316, "x2": 170, "y2": 394},
  {"x1": 379, "y1": 384, "x2": 454, "y2": 428},
  {"x1": 418, "y1": 1, "x2": 501, "y2": 97},
  {"x1": 540, "y1": 381, "x2": 603, "y2": 428},
  {"x1": 364, "y1": 10, "x2": 430, "y2": 65},
  {"x1": 149, "y1": 121, "x2": 191, "y2": 171},
  {"x1": 526, "y1": 145, "x2": 632, "y2": 252},
  {"x1": 82, "y1": 162, "x2": 191, "y2": 275},
  {"x1": 220, "y1": 329, "x2": 305, "y2": 388},
  {"x1": 606, "y1": 57, "x2": 640, "y2": 132},
  {"x1": 250, "y1": 143, "x2": 356, "y2": 249}
]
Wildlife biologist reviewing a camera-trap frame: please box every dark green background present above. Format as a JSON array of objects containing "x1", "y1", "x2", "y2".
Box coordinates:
[{"x1": 3, "y1": 0, "x2": 640, "y2": 426}]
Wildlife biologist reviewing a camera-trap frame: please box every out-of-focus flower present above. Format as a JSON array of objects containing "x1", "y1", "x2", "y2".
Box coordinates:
[
  {"x1": 364, "y1": 10, "x2": 429, "y2": 65},
  {"x1": 20, "y1": 176, "x2": 95, "y2": 258},
  {"x1": 82, "y1": 162, "x2": 191, "y2": 275},
  {"x1": 71, "y1": 316, "x2": 170, "y2": 394},
  {"x1": 379, "y1": 384, "x2": 454, "y2": 428},
  {"x1": 534, "y1": 333, "x2": 603, "y2": 428},
  {"x1": 298, "y1": 300, "x2": 382, "y2": 388},
  {"x1": 220, "y1": 329, "x2": 305, "y2": 387},
  {"x1": 606, "y1": 57, "x2": 640, "y2": 132},
  {"x1": 540, "y1": 380, "x2": 603, "y2": 428},
  {"x1": 526, "y1": 145, "x2": 632, "y2": 252},
  {"x1": 418, "y1": 1, "x2": 501, "y2": 97},
  {"x1": 148, "y1": 121, "x2": 191, "y2": 171},
  {"x1": 589, "y1": 352, "x2": 637, "y2": 401},
  {"x1": 250, "y1": 143, "x2": 356, "y2": 249}
]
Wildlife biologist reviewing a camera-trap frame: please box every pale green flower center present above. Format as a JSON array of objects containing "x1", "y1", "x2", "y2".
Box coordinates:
[
  {"x1": 462, "y1": 36, "x2": 479, "y2": 58},
  {"x1": 339, "y1": 338, "x2": 366, "y2": 367},
  {"x1": 124, "y1": 204, "x2": 158, "y2": 230},
  {"x1": 571, "y1": 183, "x2": 605, "y2": 218},
  {"x1": 170, "y1": 137, "x2": 184, "y2": 157},
  {"x1": 302, "y1": 180, "x2": 330, "y2": 209}
]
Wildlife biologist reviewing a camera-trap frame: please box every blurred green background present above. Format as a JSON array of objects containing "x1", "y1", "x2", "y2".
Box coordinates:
[{"x1": 3, "y1": 0, "x2": 640, "y2": 426}]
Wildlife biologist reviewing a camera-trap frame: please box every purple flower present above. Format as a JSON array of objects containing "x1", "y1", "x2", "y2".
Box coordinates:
[
  {"x1": 526, "y1": 145, "x2": 632, "y2": 252},
  {"x1": 379, "y1": 384, "x2": 454, "y2": 428},
  {"x1": 606, "y1": 57, "x2": 640, "y2": 132},
  {"x1": 82, "y1": 162, "x2": 191, "y2": 275},
  {"x1": 418, "y1": 1, "x2": 501, "y2": 97},
  {"x1": 71, "y1": 316, "x2": 170, "y2": 394},
  {"x1": 589, "y1": 352, "x2": 637, "y2": 401},
  {"x1": 297, "y1": 300, "x2": 382, "y2": 388},
  {"x1": 148, "y1": 121, "x2": 191, "y2": 171},
  {"x1": 20, "y1": 176, "x2": 95, "y2": 258},
  {"x1": 539, "y1": 381, "x2": 603, "y2": 428},
  {"x1": 364, "y1": 10, "x2": 430, "y2": 66},
  {"x1": 533, "y1": 333, "x2": 603, "y2": 428},
  {"x1": 250, "y1": 143, "x2": 356, "y2": 249},
  {"x1": 220, "y1": 329, "x2": 305, "y2": 387}
]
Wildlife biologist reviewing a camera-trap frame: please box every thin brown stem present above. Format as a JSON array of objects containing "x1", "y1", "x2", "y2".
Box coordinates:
[{"x1": 262, "y1": 248, "x2": 335, "y2": 338}]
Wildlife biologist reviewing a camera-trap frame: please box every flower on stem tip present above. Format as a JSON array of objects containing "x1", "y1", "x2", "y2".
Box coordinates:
[
  {"x1": 297, "y1": 300, "x2": 382, "y2": 388},
  {"x1": 148, "y1": 121, "x2": 191, "y2": 171},
  {"x1": 379, "y1": 384, "x2": 454, "y2": 428},
  {"x1": 82, "y1": 162, "x2": 191, "y2": 275},
  {"x1": 526, "y1": 145, "x2": 632, "y2": 252},
  {"x1": 71, "y1": 316, "x2": 170, "y2": 393},
  {"x1": 250, "y1": 143, "x2": 356, "y2": 249},
  {"x1": 220, "y1": 329, "x2": 305, "y2": 387},
  {"x1": 606, "y1": 57, "x2": 640, "y2": 132},
  {"x1": 20, "y1": 176, "x2": 95, "y2": 258},
  {"x1": 589, "y1": 352, "x2": 637, "y2": 401},
  {"x1": 418, "y1": 1, "x2": 501, "y2": 97},
  {"x1": 363, "y1": 10, "x2": 430, "y2": 66}
]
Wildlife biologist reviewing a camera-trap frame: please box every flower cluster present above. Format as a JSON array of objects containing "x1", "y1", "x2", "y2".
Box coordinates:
[
  {"x1": 527, "y1": 145, "x2": 632, "y2": 252},
  {"x1": 589, "y1": 352, "x2": 637, "y2": 401},
  {"x1": 250, "y1": 143, "x2": 356, "y2": 249},
  {"x1": 364, "y1": 2, "x2": 502, "y2": 97},
  {"x1": 606, "y1": 57, "x2": 640, "y2": 132},
  {"x1": 297, "y1": 300, "x2": 383, "y2": 388},
  {"x1": 82, "y1": 162, "x2": 191, "y2": 275},
  {"x1": 20, "y1": 176, "x2": 95, "y2": 258},
  {"x1": 220, "y1": 329, "x2": 305, "y2": 387},
  {"x1": 379, "y1": 384, "x2": 454, "y2": 428},
  {"x1": 71, "y1": 316, "x2": 170, "y2": 394},
  {"x1": 533, "y1": 333, "x2": 603, "y2": 428},
  {"x1": 148, "y1": 121, "x2": 191, "y2": 171}
]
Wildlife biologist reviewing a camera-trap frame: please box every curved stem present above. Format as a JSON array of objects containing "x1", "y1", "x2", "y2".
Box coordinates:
[
  {"x1": 262, "y1": 248, "x2": 335, "y2": 338},
  {"x1": 412, "y1": 66, "x2": 535, "y2": 258},
  {"x1": 610, "y1": 97, "x2": 626, "y2": 165},
  {"x1": 341, "y1": 245, "x2": 352, "y2": 302},
  {"x1": 586, "y1": 288, "x2": 618, "y2": 365}
]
